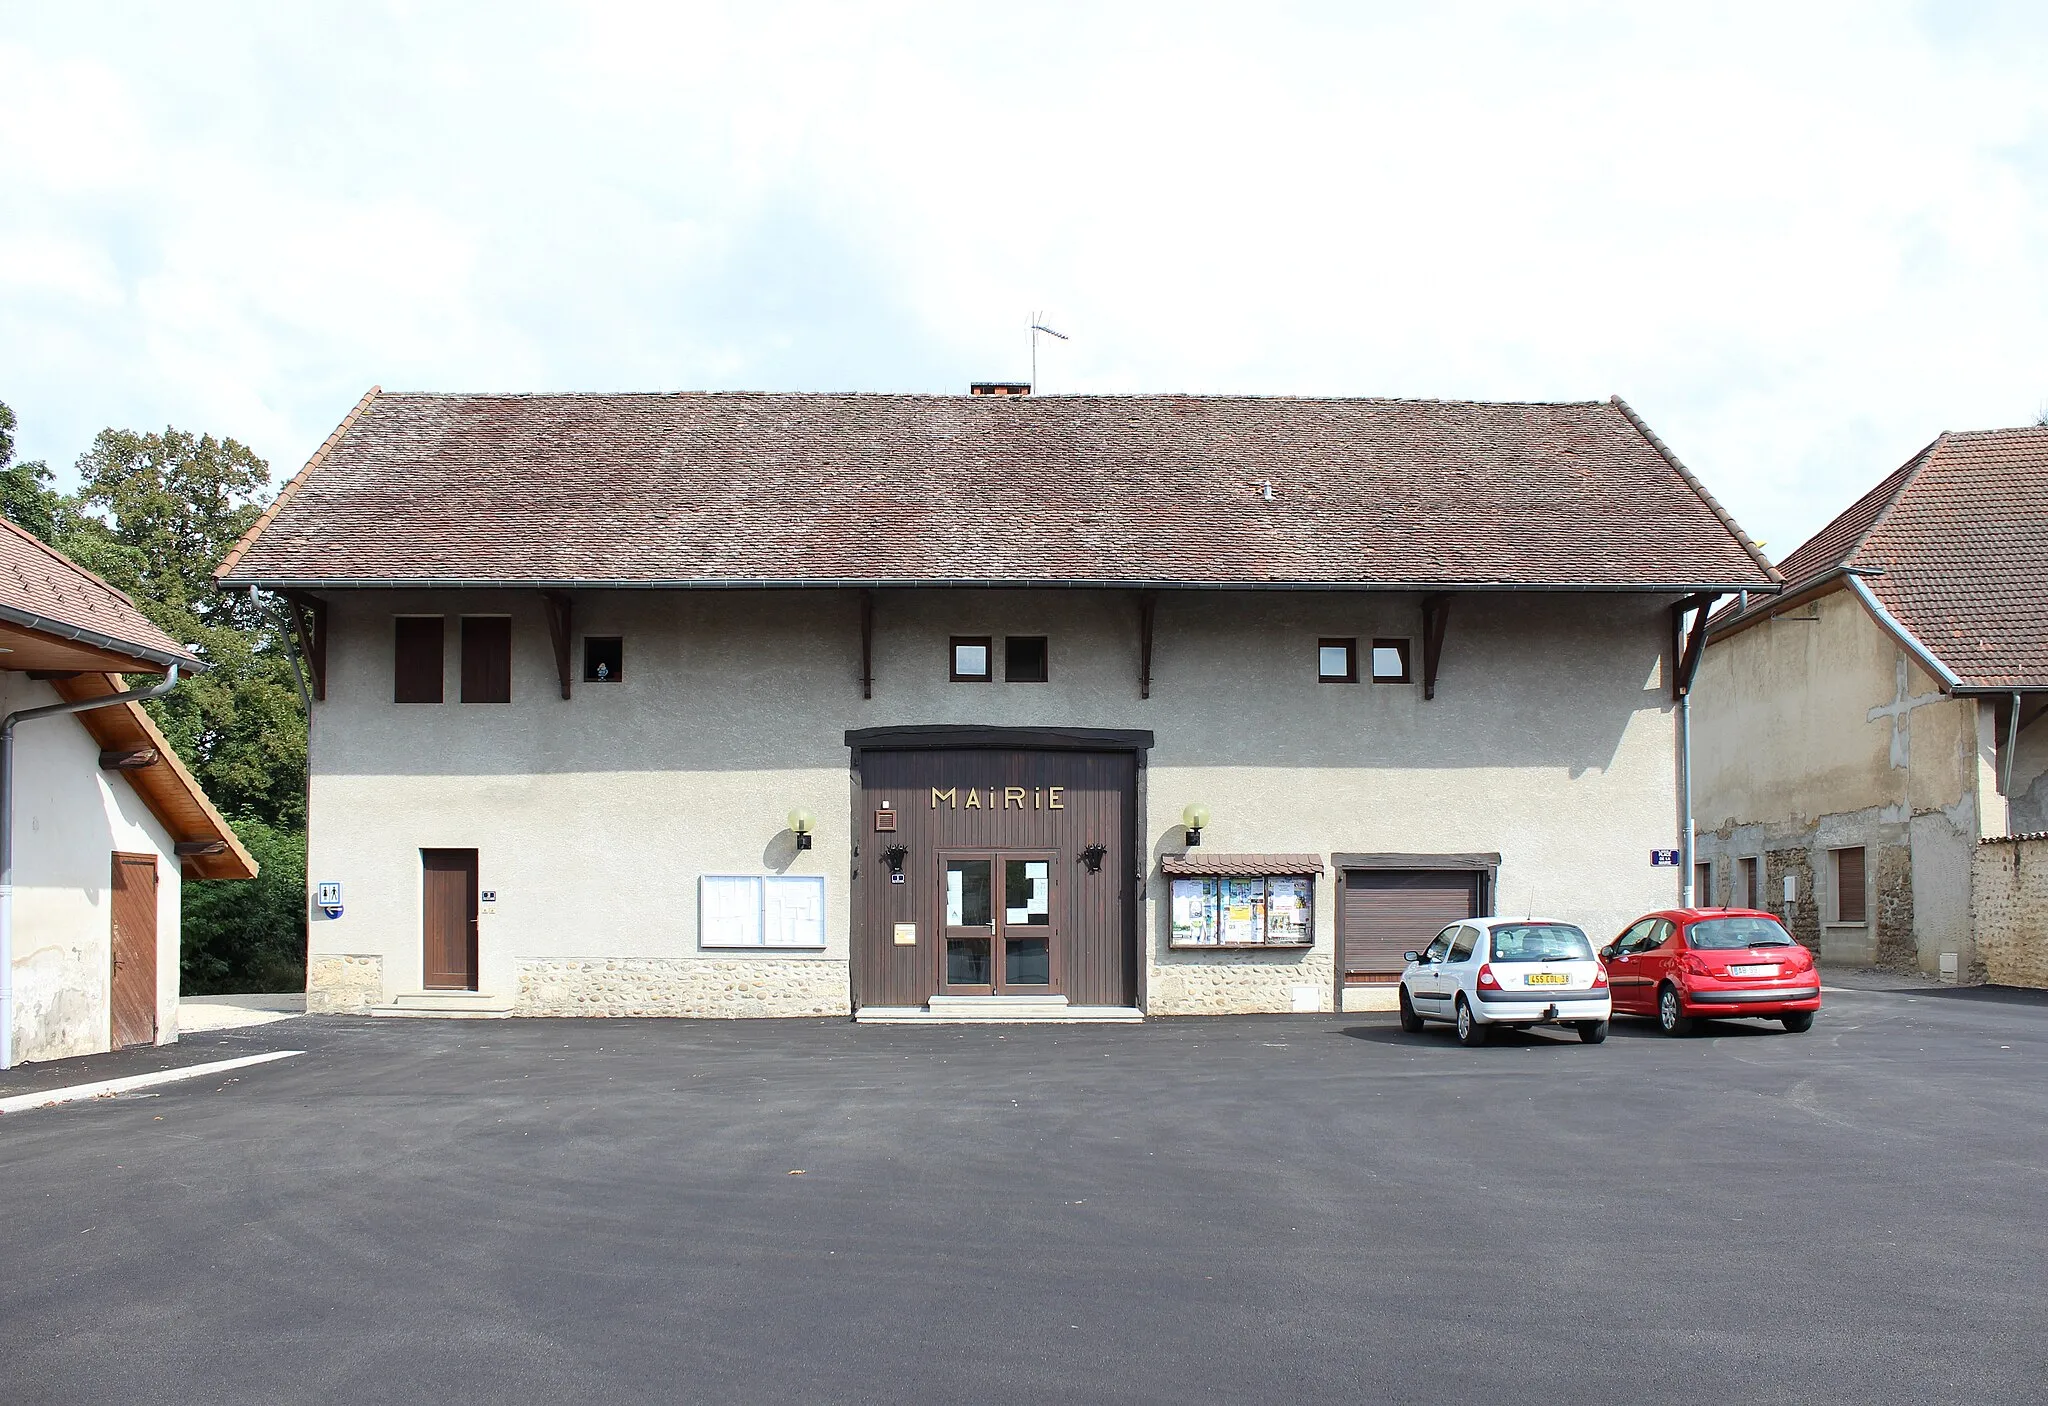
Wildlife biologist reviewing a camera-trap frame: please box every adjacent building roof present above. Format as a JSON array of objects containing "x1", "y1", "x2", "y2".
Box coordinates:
[
  {"x1": 218, "y1": 389, "x2": 1777, "y2": 593},
  {"x1": 0, "y1": 517, "x2": 198, "y2": 671},
  {"x1": 1712, "y1": 426, "x2": 2048, "y2": 691}
]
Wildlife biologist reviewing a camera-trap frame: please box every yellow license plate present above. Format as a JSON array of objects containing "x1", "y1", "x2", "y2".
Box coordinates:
[{"x1": 1526, "y1": 972, "x2": 1568, "y2": 985}]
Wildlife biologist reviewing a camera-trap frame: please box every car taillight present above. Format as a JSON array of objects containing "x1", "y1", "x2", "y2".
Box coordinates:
[
  {"x1": 1592, "y1": 964, "x2": 1609, "y2": 989},
  {"x1": 1477, "y1": 963, "x2": 1501, "y2": 990}
]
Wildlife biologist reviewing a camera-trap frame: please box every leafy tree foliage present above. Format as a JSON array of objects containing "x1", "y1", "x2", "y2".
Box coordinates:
[{"x1": 2, "y1": 398, "x2": 309, "y2": 992}]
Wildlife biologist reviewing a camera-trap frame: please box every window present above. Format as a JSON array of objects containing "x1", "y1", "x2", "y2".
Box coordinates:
[
  {"x1": 1370, "y1": 638, "x2": 1412, "y2": 682},
  {"x1": 460, "y1": 617, "x2": 511, "y2": 703},
  {"x1": 583, "y1": 636, "x2": 623, "y2": 683},
  {"x1": 1612, "y1": 919, "x2": 1658, "y2": 955},
  {"x1": 1446, "y1": 925, "x2": 1480, "y2": 962},
  {"x1": 1695, "y1": 862, "x2": 1713, "y2": 905},
  {"x1": 1005, "y1": 635, "x2": 1049, "y2": 683},
  {"x1": 1168, "y1": 873, "x2": 1315, "y2": 947},
  {"x1": 950, "y1": 636, "x2": 992, "y2": 682},
  {"x1": 1833, "y1": 847, "x2": 1867, "y2": 924},
  {"x1": 1737, "y1": 856, "x2": 1759, "y2": 910},
  {"x1": 1420, "y1": 927, "x2": 1457, "y2": 962},
  {"x1": 1490, "y1": 923, "x2": 1594, "y2": 962},
  {"x1": 1318, "y1": 638, "x2": 1356, "y2": 682},
  {"x1": 393, "y1": 617, "x2": 444, "y2": 704},
  {"x1": 698, "y1": 874, "x2": 826, "y2": 949}
]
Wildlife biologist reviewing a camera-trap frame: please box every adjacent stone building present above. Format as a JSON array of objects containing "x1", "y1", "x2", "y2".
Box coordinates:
[
  {"x1": 217, "y1": 387, "x2": 1775, "y2": 1020},
  {"x1": 1, "y1": 519, "x2": 255, "y2": 1066},
  {"x1": 1694, "y1": 426, "x2": 2048, "y2": 980}
]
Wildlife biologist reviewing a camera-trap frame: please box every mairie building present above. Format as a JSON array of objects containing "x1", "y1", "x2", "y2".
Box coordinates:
[{"x1": 218, "y1": 387, "x2": 1777, "y2": 1021}]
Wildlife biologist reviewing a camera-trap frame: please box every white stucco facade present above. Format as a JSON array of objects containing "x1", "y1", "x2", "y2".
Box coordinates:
[
  {"x1": 306, "y1": 586, "x2": 1689, "y2": 1017},
  {"x1": 3, "y1": 673, "x2": 182, "y2": 1064}
]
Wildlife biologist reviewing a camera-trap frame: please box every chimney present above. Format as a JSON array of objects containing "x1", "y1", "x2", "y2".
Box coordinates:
[{"x1": 970, "y1": 382, "x2": 1031, "y2": 396}]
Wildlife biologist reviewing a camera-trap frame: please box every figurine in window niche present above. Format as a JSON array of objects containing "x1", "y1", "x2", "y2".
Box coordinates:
[{"x1": 596, "y1": 661, "x2": 610, "y2": 680}]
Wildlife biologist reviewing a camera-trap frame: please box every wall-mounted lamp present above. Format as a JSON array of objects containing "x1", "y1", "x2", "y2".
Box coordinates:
[
  {"x1": 1080, "y1": 843, "x2": 1108, "y2": 874},
  {"x1": 788, "y1": 808, "x2": 815, "y2": 851},
  {"x1": 1182, "y1": 803, "x2": 1210, "y2": 848},
  {"x1": 884, "y1": 844, "x2": 909, "y2": 877}
]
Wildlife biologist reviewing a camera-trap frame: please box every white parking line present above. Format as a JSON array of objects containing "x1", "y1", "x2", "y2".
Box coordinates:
[{"x1": 0, "y1": 1050, "x2": 304, "y2": 1117}]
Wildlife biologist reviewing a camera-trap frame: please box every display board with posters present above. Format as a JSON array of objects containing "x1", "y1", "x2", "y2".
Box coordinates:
[{"x1": 1168, "y1": 873, "x2": 1314, "y2": 947}]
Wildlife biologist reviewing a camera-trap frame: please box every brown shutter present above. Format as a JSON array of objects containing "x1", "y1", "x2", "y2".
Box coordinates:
[
  {"x1": 1836, "y1": 847, "x2": 1867, "y2": 924},
  {"x1": 1695, "y1": 863, "x2": 1712, "y2": 904},
  {"x1": 1340, "y1": 869, "x2": 1480, "y2": 981},
  {"x1": 461, "y1": 617, "x2": 512, "y2": 703},
  {"x1": 1738, "y1": 856, "x2": 1758, "y2": 910},
  {"x1": 394, "y1": 617, "x2": 444, "y2": 703}
]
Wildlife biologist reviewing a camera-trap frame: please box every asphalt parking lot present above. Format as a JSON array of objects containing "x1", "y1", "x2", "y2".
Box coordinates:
[{"x1": 3, "y1": 988, "x2": 2045, "y2": 1405}]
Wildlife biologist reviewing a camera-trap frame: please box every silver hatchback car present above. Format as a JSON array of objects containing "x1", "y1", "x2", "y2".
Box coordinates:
[{"x1": 1398, "y1": 917, "x2": 1612, "y2": 1045}]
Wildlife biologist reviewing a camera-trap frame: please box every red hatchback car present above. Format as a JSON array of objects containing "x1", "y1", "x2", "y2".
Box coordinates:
[{"x1": 1601, "y1": 909, "x2": 1821, "y2": 1034}]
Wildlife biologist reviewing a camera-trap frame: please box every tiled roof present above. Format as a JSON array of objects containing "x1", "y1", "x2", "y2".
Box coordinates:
[
  {"x1": 1715, "y1": 426, "x2": 2048, "y2": 689},
  {"x1": 1160, "y1": 853, "x2": 1326, "y2": 877},
  {"x1": 0, "y1": 517, "x2": 197, "y2": 667},
  {"x1": 220, "y1": 391, "x2": 1776, "y2": 591}
]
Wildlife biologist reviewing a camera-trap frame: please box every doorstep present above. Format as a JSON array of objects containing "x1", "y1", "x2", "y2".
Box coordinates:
[
  {"x1": 857, "y1": 995, "x2": 1143, "y2": 1024},
  {"x1": 368, "y1": 991, "x2": 515, "y2": 1019}
]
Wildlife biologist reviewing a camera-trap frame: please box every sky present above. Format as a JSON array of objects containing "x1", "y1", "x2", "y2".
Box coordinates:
[{"x1": 2, "y1": 0, "x2": 2045, "y2": 561}]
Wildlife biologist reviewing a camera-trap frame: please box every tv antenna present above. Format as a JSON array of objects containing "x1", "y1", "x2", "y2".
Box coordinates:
[{"x1": 1030, "y1": 312, "x2": 1068, "y2": 392}]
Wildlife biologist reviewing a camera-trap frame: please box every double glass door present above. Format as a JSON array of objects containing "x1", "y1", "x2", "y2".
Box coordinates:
[{"x1": 940, "y1": 851, "x2": 1058, "y2": 995}]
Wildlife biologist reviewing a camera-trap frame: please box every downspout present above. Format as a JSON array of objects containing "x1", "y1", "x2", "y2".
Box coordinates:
[
  {"x1": 1680, "y1": 692, "x2": 1695, "y2": 907},
  {"x1": 1, "y1": 665, "x2": 182, "y2": 1070},
  {"x1": 2006, "y1": 691, "x2": 2022, "y2": 799}
]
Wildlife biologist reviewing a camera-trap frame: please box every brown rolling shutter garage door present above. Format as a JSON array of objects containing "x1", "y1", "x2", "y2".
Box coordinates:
[{"x1": 1341, "y1": 869, "x2": 1482, "y2": 983}]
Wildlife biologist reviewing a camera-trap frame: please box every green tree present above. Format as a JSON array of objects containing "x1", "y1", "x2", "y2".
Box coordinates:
[{"x1": 0, "y1": 400, "x2": 60, "y2": 540}]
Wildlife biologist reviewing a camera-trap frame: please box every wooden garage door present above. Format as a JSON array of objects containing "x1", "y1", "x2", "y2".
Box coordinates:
[{"x1": 1341, "y1": 869, "x2": 1481, "y2": 983}]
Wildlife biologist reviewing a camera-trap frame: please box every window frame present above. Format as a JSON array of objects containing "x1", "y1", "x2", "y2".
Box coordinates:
[
  {"x1": 1831, "y1": 846, "x2": 1868, "y2": 925},
  {"x1": 1317, "y1": 637, "x2": 1358, "y2": 683},
  {"x1": 1004, "y1": 635, "x2": 1050, "y2": 684},
  {"x1": 949, "y1": 635, "x2": 993, "y2": 683},
  {"x1": 1369, "y1": 637, "x2": 1413, "y2": 683},
  {"x1": 582, "y1": 635, "x2": 624, "y2": 684}
]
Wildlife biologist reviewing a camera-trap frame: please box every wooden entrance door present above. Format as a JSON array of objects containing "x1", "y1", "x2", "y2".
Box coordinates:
[
  {"x1": 110, "y1": 852, "x2": 158, "y2": 1048},
  {"x1": 937, "y1": 849, "x2": 1060, "y2": 996},
  {"x1": 421, "y1": 849, "x2": 479, "y2": 990}
]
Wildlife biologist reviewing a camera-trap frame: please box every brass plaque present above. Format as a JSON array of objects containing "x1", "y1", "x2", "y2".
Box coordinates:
[{"x1": 892, "y1": 922, "x2": 916, "y2": 947}]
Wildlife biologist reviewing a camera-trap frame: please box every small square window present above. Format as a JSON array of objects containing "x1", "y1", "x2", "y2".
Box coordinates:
[
  {"x1": 1318, "y1": 638, "x2": 1356, "y2": 682},
  {"x1": 951, "y1": 636, "x2": 992, "y2": 682},
  {"x1": 1371, "y1": 638, "x2": 1412, "y2": 682},
  {"x1": 1005, "y1": 635, "x2": 1048, "y2": 683},
  {"x1": 583, "y1": 636, "x2": 623, "y2": 683}
]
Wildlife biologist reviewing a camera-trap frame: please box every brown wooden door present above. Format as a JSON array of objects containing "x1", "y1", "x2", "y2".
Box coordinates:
[
  {"x1": 854, "y1": 747, "x2": 1135, "y2": 1010},
  {"x1": 421, "y1": 848, "x2": 479, "y2": 990},
  {"x1": 1339, "y1": 869, "x2": 1481, "y2": 984},
  {"x1": 110, "y1": 852, "x2": 158, "y2": 1048}
]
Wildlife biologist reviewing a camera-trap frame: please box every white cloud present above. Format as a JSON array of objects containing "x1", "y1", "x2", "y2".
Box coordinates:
[{"x1": 0, "y1": 0, "x2": 2044, "y2": 558}]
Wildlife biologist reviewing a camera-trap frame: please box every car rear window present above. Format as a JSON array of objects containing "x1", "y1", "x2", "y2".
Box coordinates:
[
  {"x1": 1489, "y1": 924, "x2": 1593, "y2": 962},
  {"x1": 1689, "y1": 916, "x2": 1797, "y2": 950}
]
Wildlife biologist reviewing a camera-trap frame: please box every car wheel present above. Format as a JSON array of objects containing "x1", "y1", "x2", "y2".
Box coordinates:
[
  {"x1": 1398, "y1": 986, "x2": 1425, "y2": 1033},
  {"x1": 1455, "y1": 997, "x2": 1489, "y2": 1047},
  {"x1": 1657, "y1": 984, "x2": 1694, "y2": 1037},
  {"x1": 1577, "y1": 1019, "x2": 1609, "y2": 1044},
  {"x1": 1780, "y1": 1011, "x2": 1815, "y2": 1033}
]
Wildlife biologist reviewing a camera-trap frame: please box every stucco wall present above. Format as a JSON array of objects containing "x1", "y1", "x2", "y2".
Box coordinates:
[
  {"x1": 1693, "y1": 590, "x2": 1989, "y2": 975},
  {"x1": 307, "y1": 587, "x2": 1683, "y2": 1017},
  {"x1": 1972, "y1": 836, "x2": 2048, "y2": 989},
  {"x1": 3, "y1": 674, "x2": 181, "y2": 1064}
]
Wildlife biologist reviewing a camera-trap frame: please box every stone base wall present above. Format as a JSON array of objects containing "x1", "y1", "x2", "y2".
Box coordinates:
[
  {"x1": 1973, "y1": 836, "x2": 2048, "y2": 989},
  {"x1": 515, "y1": 957, "x2": 852, "y2": 1018},
  {"x1": 1146, "y1": 950, "x2": 1335, "y2": 1015},
  {"x1": 307, "y1": 954, "x2": 383, "y2": 1013}
]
